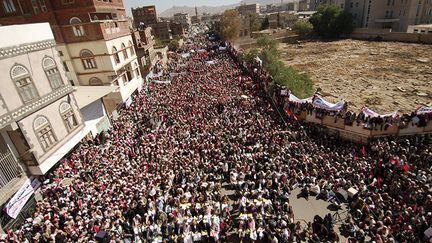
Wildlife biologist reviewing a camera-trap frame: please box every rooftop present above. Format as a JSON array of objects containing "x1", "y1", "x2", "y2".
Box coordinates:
[{"x1": 0, "y1": 23, "x2": 53, "y2": 49}]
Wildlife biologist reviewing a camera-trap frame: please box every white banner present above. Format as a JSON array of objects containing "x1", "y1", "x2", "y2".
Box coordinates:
[
  {"x1": 312, "y1": 95, "x2": 345, "y2": 111},
  {"x1": 361, "y1": 106, "x2": 398, "y2": 118},
  {"x1": 289, "y1": 93, "x2": 313, "y2": 104},
  {"x1": 206, "y1": 60, "x2": 216, "y2": 65},
  {"x1": 181, "y1": 53, "x2": 191, "y2": 58},
  {"x1": 416, "y1": 106, "x2": 432, "y2": 115},
  {"x1": 125, "y1": 97, "x2": 133, "y2": 108},
  {"x1": 5, "y1": 177, "x2": 41, "y2": 219},
  {"x1": 218, "y1": 46, "x2": 227, "y2": 51},
  {"x1": 153, "y1": 80, "x2": 171, "y2": 84}
]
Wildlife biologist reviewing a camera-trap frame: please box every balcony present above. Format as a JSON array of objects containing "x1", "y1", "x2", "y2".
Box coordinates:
[{"x1": 63, "y1": 21, "x2": 130, "y2": 43}]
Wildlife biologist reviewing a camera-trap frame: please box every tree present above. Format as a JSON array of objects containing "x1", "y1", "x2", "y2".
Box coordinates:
[
  {"x1": 309, "y1": 4, "x2": 354, "y2": 37},
  {"x1": 293, "y1": 21, "x2": 313, "y2": 36},
  {"x1": 261, "y1": 16, "x2": 269, "y2": 30},
  {"x1": 218, "y1": 9, "x2": 241, "y2": 41},
  {"x1": 168, "y1": 40, "x2": 179, "y2": 51},
  {"x1": 249, "y1": 13, "x2": 262, "y2": 32}
]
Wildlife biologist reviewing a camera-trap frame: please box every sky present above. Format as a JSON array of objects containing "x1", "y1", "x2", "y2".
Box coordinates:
[{"x1": 124, "y1": 0, "x2": 241, "y2": 13}]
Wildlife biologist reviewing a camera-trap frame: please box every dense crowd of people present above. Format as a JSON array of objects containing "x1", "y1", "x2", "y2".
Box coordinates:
[{"x1": 1, "y1": 30, "x2": 431, "y2": 243}]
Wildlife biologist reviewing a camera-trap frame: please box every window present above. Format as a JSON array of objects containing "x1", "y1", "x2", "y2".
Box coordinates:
[
  {"x1": 62, "y1": 0, "x2": 74, "y2": 4},
  {"x1": 80, "y1": 49, "x2": 97, "y2": 69},
  {"x1": 112, "y1": 46, "x2": 120, "y2": 64},
  {"x1": 63, "y1": 62, "x2": 69, "y2": 72},
  {"x1": 70, "y1": 17, "x2": 85, "y2": 36},
  {"x1": 2, "y1": 0, "x2": 16, "y2": 13},
  {"x1": 58, "y1": 51, "x2": 63, "y2": 56},
  {"x1": 34, "y1": 116, "x2": 56, "y2": 150},
  {"x1": 11, "y1": 65, "x2": 39, "y2": 103},
  {"x1": 128, "y1": 41, "x2": 135, "y2": 56},
  {"x1": 31, "y1": 0, "x2": 39, "y2": 14},
  {"x1": 42, "y1": 56, "x2": 63, "y2": 90},
  {"x1": 121, "y1": 43, "x2": 128, "y2": 59},
  {"x1": 133, "y1": 62, "x2": 140, "y2": 78},
  {"x1": 60, "y1": 102, "x2": 78, "y2": 131},
  {"x1": 89, "y1": 77, "x2": 103, "y2": 86},
  {"x1": 39, "y1": 0, "x2": 47, "y2": 12}
]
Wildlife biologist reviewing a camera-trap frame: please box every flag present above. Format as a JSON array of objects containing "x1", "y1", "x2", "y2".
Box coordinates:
[
  {"x1": 403, "y1": 163, "x2": 410, "y2": 172},
  {"x1": 285, "y1": 108, "x2": 298, "y2": 121},
  {"x1": 361, "y1": 146, "x2": 366, "y2": 156}
]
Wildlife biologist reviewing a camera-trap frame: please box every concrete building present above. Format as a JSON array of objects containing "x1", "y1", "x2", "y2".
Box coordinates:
[
  {"x1": 173, "y1": 13, "x2": 191, "y2": 26},
  {"x1": 310, "y1": 0, "x2": 346, "y2": 10},
  {"x1": 239, "y1": 15, "x2": 251, "y2": 37},
  {"x1": 131, "y1": 5, "x2": 158, "y2": 27},
  {"x1": 0, "y1": 0, "x2": 144, "y2": 114},
  {"x1": 407, "y1": 24, "x2": 432, "y2": 34},
  {"x1": 170, "y1": 22, "x2": 186, "y2": 36},
  {"x1": 299, "y1": 0, "x2": 312, "y2": 11},
  {"x1": 347, "y1": 0, "x2": 432, "y2": 32},
  {"x1": 268, "y1": 12, "x2": 299, "y2": 29},
  {"x1": 151, "y1": 21, "x2": 172, "y2": 41},
  {"x1": 131, "y1": 27, "x2": 157, "y2": 77},
  {"x1": 0, "y1": 23, "x2": 85, "y2": 182},
  {"x1": 237, "y1": 3, "x2": 260, "y2": 15}
]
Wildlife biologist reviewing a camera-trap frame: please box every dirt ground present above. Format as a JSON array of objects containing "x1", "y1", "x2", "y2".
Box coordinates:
[{"x1": 279, "y1": 39, "x2": 432, "y2": 114}]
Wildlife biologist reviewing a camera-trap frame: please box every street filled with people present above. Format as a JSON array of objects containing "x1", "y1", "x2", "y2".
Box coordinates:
[{"x1": 3, "y1": 30, "x2": 432, "y2": 243}]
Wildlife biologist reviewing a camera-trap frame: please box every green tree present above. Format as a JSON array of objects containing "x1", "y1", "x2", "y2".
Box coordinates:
[
  {"x1": 218, "y1": 9, "x2": 241, "y2": 41},
  {"x1": 168, "y1": 40, "x2": 179, "y2": 51},
  {"x1": 309, "y1": 4, "x2": 354, "y2": 37},
  {"x1": 293, "y1": 21, "x2": 313, "y2": 36},
  {"x1": 248, "y1": 36, "x2": 314, "y2": 98},
  {"x1": 249, "y1": 13, "x2": 262, "y2": 32},
  {"x1": 260, "y1": 16, "x2": 269, "y2": 30}
]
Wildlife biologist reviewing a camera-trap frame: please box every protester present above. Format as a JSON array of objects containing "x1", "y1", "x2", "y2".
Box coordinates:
[{"x1": 2, "y1": 30, "x2": 431, "y2": 243}]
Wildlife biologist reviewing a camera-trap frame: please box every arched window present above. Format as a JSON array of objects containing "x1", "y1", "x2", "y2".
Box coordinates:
[
  {"x1": 121, "y1": 43, "x2": 128, "y2": 60},
  {"x1": 80, "y1": 49, "x2": 97, "y2": 69},
  {"x1": 11, "y1": 64, "x2": 39, "y2": 103},
  {"x1": 128, "y1": 40, "x2": 135, "y2": 56},
  {"x1": 133, "y1": 62, "x2": 140, "y2": 78},
  {"x1": 42, "y1": 56, "x2": 63, "y2": 90},
  {"x1": 112, "y1": 46, "x2": 120, "y2": 64},
  {"x1": 60, "y1": 102, "x2": 78, "y2": 131},
  {"x1": 89, "y1": 77, "x2": 103, "y2": 86},
  {"x1": 70, "y1": 17, "x2": 85, "y2": 37},
  {"x1": 33, "y1": 116, "x2": 56, "y2": 151}
]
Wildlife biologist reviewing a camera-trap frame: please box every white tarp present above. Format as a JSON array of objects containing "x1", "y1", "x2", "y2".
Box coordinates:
[
  {"x1": 5, "y1": 177, "x2": 41, "y2": 219},
  {"x1": 289, "y1": 93, "x2": 313, "y2": 104},
  {"x1": 416, "y1": 106, "x2": 432, "y2": 115},
  {"x1": 361, "y1": 106, "x2": 398, "y2": 118},
  {"x1": 312, "y1": 95, "x2": 345, "y2": 111}
]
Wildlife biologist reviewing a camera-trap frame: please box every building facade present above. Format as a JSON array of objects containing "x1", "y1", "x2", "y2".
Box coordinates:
[
  {"x1": 237, "y1": 4, "x2": 260, "y2": 16},
  {"x1": 0, "y1": 23, "x2": 84, "y2": 179},
  {"x1": 309, "y1": 0, "x2": 346, "y2": 10},
  {"x1": 173, "y1": 13, "x2": 191, "y2": 26},
  {"x1": 347, "y1": 0, "x2": 432, "y2": 32},
  {"x1": 131, "y1": 27, "x2": 157, "y2": 77},
  {"x1": 0, "y1": 0, "x2": 144, "y2": 113},
  {"x1": 131, "y1": 5, "x2": 158, "y2": 27}
]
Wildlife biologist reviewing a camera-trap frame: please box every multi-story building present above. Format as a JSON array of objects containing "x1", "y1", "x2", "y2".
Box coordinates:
[
  {"x1": 268, "y1": 12, "x2": 299, "y2": 29},
  {"x1": 237, "y1": 3, "x2": 260, "y2": 16},
  {"x1": 0, "y1": 0, "x2": 144, "y2": 114},
  {"x1": 131, "y1": 5, "x2": 158, "y2": 27},
  {"x1": 347, "y1": 0, "x2": 432, "y2": 32},
  {"x1": 151, "y1": 21, "x2": 172, "y2": 41},
  {"x1": 131, "y1": 27, "x2": 157, "y2": 77},
  {"x1": 170, "y1": 22, "x2": 186, "y2": 36},
  {"x1": 0, "y1": 23, "x2": 84, "y2": 183},
  {"x1": 173, "y1": 13, "x2": 191, "y2": 27},
  {"x1": 310, "y1": 0, "x2": 346, "y2": 10}
]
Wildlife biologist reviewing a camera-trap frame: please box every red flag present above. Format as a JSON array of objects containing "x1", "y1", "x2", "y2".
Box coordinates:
[
  {"x1": 403, "y1": 163, "x2": 410, "y2": 172},
  {"x1": 361, "y1": 146, "x2": 366, "y2": 156},
  {"x1": 285, "y1": 108, "x2": 298, "y2": 121}
]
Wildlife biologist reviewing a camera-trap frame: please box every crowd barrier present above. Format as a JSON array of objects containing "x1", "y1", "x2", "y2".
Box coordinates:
[{"x1": 225, "y1": 43, "x2": 432, "y2": 143}]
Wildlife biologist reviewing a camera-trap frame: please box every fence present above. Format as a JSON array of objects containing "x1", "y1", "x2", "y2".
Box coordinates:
[{"x1": 0, "y1": 150, "x2": 22, "y2": 190}]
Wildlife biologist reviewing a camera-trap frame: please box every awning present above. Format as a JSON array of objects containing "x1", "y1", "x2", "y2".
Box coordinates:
[{"x1": 74, "y1": 86, "x2": 118, "y2": 109}]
